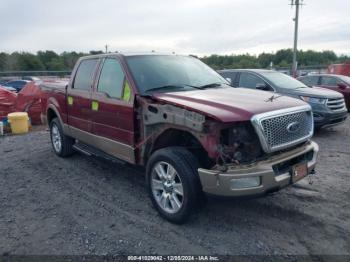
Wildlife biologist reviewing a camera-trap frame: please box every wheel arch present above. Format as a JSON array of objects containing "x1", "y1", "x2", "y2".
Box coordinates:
[
  {"x1": 144, "y1": 128, "x2": 213, "y2": 168},
  {"x1": 47, "y1": 105, "x2": 63, "y2": 126}
]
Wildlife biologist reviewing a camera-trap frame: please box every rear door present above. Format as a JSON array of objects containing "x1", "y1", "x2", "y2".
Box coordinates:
[
  {"x1": 91, "y1": 57, "x2": 135, "y2": 163},
  {"x1": 67, "y1": 58, "x2": 99, "y2": 133}
]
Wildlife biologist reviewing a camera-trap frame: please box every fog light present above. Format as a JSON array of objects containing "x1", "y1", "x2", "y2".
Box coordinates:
[{"x1": 230, "y1": 177, "x2": 261, "y2": 189}]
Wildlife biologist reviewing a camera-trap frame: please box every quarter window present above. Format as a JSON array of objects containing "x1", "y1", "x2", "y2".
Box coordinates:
[
  {"x1": 97, "y1": 58, "x2": 125, "y2": 99},
  {"x1": 73, "y1": 59, "x2": 98, "y2": 90}
]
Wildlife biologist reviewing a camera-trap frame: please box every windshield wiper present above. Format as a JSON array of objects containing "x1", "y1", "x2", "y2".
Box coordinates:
[
  {"x1": 146, "y1": 85, "x2": 185, "y2": 93},
  {"x1": 146, "y1": 84, "x2": 203, "y2": 93},
  {"x1": 198, "y1": 82, "x2": 223, "y2": 89}
]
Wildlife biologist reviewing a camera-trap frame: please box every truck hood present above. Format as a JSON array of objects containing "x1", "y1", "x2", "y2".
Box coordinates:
[
  {"x1": 281, "y1": 86, "x2": 344, "y2": 99},
  {"x1": 151, "y1": 87, "x2": 309, "y2": 122}
]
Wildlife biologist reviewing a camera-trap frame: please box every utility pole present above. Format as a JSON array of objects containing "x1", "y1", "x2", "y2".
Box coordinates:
[{"x1": 291, "y1": 0, "x2": 303, "y2": 77}]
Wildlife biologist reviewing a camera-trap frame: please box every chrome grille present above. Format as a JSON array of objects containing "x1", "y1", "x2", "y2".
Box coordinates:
[
  {"x1": 251, "y1": 106, "x2": 314, "y2": 153},
  {"x1": 326, "y1": 98, "x2": 346, "y2": 112}
]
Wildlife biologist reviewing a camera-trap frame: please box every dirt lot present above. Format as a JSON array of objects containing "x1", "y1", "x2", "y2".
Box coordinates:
[{"x1": 0, "y1": 118, "x2": 349, "y2": 256}]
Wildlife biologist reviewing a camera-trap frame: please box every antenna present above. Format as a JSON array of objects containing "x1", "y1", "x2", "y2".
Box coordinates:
[{"x1": 290, "y1": 0, "x2": 305, "y2": 77}]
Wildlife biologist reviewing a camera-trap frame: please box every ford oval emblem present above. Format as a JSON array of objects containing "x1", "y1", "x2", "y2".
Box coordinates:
[{"x1": 287, "y1": 121, "x2": 301, "y2": 133}]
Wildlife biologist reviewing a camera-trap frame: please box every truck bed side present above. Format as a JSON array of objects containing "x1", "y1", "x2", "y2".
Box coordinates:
[{"x1": 40, "y1": 79, "x2": 69, "y2": 125}]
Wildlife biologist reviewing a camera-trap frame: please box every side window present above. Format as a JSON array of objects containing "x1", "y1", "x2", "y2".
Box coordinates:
[
  {"x1": 239, "y1": 73, "x2": 265, "y2": 89},
  {"x1": 97, "y1": 58, "x2": 125, "y2": 99},
  {"x1": 220, "y1": 72, "x2": 238, "y2": 86},
  {"x1": 299, "y1": 76, "x2": 319, "y2": 86},
  {"x1": 321, "y1": 76, "x2": 337, "y2": 86},
  {"x1": 73, "y1": 59, "x2": 98, "y2": 90}
]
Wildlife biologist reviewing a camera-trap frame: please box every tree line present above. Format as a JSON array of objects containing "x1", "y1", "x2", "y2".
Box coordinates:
[
  {"x1": 201, "y1": 49, "x2": 349, "y2": 70},
  {"x1": 0, "y1": 50, "x2": 105, "y2": 72},
  {"x1": 0, "y1": 49, "x2": 349, "y2": 72}
]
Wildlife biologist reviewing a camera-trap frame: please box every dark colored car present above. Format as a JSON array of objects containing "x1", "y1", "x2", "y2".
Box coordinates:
[
  {"x1": 298, "y1": 74, "x2": 350, "y2": 111},
  {"x1": 4, "y1": 80, "x2": 31, "y2": 92},
  {"x1": 41, "y1": 54, "x2": 318, "y2": 223},
  {"x1": 219, "y1": 69, "x2": 348, "y2": 129}
]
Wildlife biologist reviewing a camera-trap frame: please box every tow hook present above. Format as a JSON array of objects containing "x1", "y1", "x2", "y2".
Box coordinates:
[{"x1": 309, "y1": 169, "x2": 316, "y2": 185}]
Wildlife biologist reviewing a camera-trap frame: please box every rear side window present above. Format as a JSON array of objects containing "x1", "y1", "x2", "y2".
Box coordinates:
[
  {"x1": 299, "y1": 76, "x2": 319, "y2": 86},
  {"x1": 321, "y1": 76, "x2": 338, "y2": 86},
  {"x1": 73, "y1": 59, "x2": 98, "y2": 90},
  {"x1": 97, "y1": 58, "x2": 125, "y2": 99},
  {"x1": 239, "y1": 73, "x2": 265, "y2": 89}
]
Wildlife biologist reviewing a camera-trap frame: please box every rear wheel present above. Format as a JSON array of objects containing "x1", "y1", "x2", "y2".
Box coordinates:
[
  {"x1": 146, "y1": 147, "x2": 203, "y2": 224},
  {"x1": 49, "y1": 118, "x2": 74, "y2": 157}
]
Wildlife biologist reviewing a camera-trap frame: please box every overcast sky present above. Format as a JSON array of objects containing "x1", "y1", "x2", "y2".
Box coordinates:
[{"x1": 0, "y1": 0, "x2": 349, "y2": 56}]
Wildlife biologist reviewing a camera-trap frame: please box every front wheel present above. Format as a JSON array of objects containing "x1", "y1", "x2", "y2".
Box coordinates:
[{"x1": 146, "y1": 147, "x2": 202, "y2": 224}]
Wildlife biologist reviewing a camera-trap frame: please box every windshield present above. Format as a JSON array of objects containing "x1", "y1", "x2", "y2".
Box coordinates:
[
  {"x1": 125, "y1": 55, "x2": 227, "y2": 94},
  {"x1": 261, "y1": 71, "x2": 308, "y2": 89},
  {"x1": 338, "y1": 75, "x2": 350, "y2": 84}
]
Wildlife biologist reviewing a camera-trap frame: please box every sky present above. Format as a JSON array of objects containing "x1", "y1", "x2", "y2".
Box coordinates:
[{"x1": 0, "y1": 0, "x2": 349, "y2": 56}]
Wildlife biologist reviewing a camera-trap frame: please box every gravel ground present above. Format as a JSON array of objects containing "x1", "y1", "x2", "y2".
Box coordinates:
[{"x1": 0, "y1": 118, "x2": 349, "y2": 256}]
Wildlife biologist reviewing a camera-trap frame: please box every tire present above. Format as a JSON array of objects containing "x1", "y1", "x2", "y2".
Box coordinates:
[
  {"x1": 146, "y1": 147, "x2": 203, "y2": 224},
  {"x1": 49, "y1": 118, "x2": 75, "y2": 157}
]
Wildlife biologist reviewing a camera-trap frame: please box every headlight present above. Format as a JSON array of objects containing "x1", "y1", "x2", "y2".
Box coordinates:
[{"x1": 300, "y1": 96, "x2": 326, "y2": 104}]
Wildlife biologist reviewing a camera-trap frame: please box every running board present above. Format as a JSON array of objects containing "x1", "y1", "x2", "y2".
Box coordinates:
[{"x1": 73, "y1": 142, "x2": 126, "y2": 165}]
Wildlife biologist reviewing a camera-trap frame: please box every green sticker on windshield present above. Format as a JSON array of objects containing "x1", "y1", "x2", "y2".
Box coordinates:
[{"x1": 92, "y1": 101, "x2": 99, "y2": 111}]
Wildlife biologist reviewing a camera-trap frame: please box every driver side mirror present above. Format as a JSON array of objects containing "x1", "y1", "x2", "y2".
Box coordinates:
[
  {"x1": 337, "y1": 82, "x2": 347, "y2": 89},
  {"x1": 256, "y1": 83, "x2": 270, "y2": 91}
]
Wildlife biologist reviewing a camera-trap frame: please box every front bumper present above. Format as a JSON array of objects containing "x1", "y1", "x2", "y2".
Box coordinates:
[
  {"x1": 313, "y1": 109, "x2": 347, "y2": 128},
  {"x1": 198, "y1": 141, "x2": 319, "y2": 197}
]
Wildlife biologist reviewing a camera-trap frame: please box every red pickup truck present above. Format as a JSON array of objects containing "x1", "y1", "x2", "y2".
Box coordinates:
[{"x1": 41, "y1": 53, "x2": 319, "y2": 223}]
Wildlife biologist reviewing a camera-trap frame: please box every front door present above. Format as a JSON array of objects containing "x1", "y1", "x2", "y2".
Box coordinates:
[{"x1": 91, "y1": 57, "x2": 135, "y2": 163}]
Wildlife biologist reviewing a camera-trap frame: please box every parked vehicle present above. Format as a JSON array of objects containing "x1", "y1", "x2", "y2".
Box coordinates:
[
  {"x1": 41, "y1": 54, "x2": 318, "y2": 223},
  {"x1": 219, "y1": 69, "x2": 347, "y2": 129},
  {"x1": 328, "y1": 62, "x2": 350, "y2": 77},
  {"x1": 3, "y1": 80, "x2": 31, "y2": 92},
  {"x1": 298, "y1": 74, "x2": 350, "y2": 111}
]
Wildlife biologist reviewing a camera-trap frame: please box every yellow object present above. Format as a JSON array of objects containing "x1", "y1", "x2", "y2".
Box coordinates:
[
  {"x1": 8, "y1": 112, "x2": 29, "y2": 134},
  {"x1": 122, "y1": 80, "x2": 131, "y2": 102}
]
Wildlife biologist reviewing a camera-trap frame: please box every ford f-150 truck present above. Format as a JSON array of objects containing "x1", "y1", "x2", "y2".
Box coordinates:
[{"x1": 41, "y1": 53, "x2": 319, "y2": 223}]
